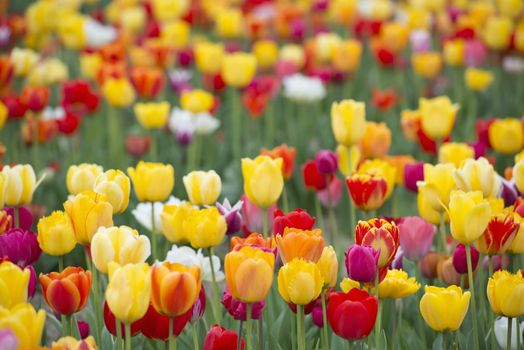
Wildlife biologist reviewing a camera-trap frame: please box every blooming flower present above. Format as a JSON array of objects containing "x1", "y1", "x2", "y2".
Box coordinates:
[
  {"x1": 164, "y1": 244, "x2": 225, "y2": 283},
  {"x1": 282, "y1": 74, "x2": 326, "y2": 102}
]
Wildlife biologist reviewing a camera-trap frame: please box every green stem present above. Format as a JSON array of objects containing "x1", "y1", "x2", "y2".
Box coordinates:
[
  {"x1": 291, "y1": 309, "x2": 297, "y2": 350},
  {"x1": 192, "y1": 323, "x2": 199, "y2": 350},
  {"x1": 297, "y1": 305, "x2": 305, "y2": 350},
  {"x1": 116, "y1": 319, "x2": 122, "y2": 350},
  {"x1": 150, "y1": 129, "x2": 157, "y2": 161},
  {"x1": 466, "y1": 245, "x2": 479, "y2": 350},
  {"x1": 262, "y1": 208, "x2": 269, "y2": 238},
  {"x1": 88, "y1": 253, "x2": 102, "y2": 344},
  {"x1": 169, "y1": 317, "x2": 177, "y2": 350},
  {"x1": 508, "y1": 317, "x2": 513, "y2": 350},
  {"x1": 347, "y1": 340, "x2": 352, "y2": 349},
  {"x1": 246, "y1": 304, "x2": 253, "y2": 350},
  {"x1": 321, "y1": 290, "x2": 329, "y2": 350},
  {"x1": 124, "y1": 323, "x2": 131, "y2": 350},
  {"x1": 488, "y1": 256, "x2": 495, "y2": 350},
  {"x1": 328, "y1": 206, "x2": 338, "y2": 247},
  {"x1": 237, "y1": 321, "x2": 243, "y2": 350},
  {"x1": 439, "y1": 213, "x2": 447, "y2": 255},
  {"x1": 264, "y1": 98, "x2": 275, "y2": 146},
  {"x1": 257, "y1": 317, "x2": 263, "y2": 350},
  {"x1": 282, "y1": 185, "x2": 290, "y2": 213},
  {"x1": 231, "y1": 88, "x2": 241, "y2": 161},
  {"x1": 70, "y1": 314, "x2": 80, "y2": 339},
  {"x1": 208, "y1": 248, "x2": 221, "y2": 324},
  {"x1": 58, "y1": 255, "x2": 64, "y2": 272},
  {"x1": 61, "y1": 315, "x2": 68, "y2": 337},
  {"x1": 14, "y1": 206, "x2": 19, "y2": 228},
  {"x1": 151, "y1": 202, "x2": 157, "y2": 262},
  {"x1": 393, "y1": 299, "x2": 403, "y2": 349},
  {"x1": 314, "y1": 195, "x2": 325, "y2": 234},
  {"x1": 374, "y1": 272, "x2": 382, "y2": 350}
]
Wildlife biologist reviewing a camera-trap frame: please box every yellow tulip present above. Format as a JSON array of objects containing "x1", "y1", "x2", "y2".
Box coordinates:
[
  {"x1": 0, "y1": 303, "x2": 46, "y2": 349},
  {"x1": 80, "y1": 53, "x2": 102, "y2": 80},
  {"x1": 278, "y1": 258, "x2": 323, "y2": 305},
  {"x1": 357, "y1": 159, "x2": 396, "y2": 199},
  {"x1": 27, "y1": 58, "x2": 69, "y2": 86},
  {"x1": 332, "y1": 39, "x2": 362, "y2": 73},
  {"x1": 419, "y1": 96, "x2": 459, "y2": 140},
  {"x1": 380, "y1": 22, "x2": 409, "y2": 54},
  {"x1": 194, "y1": 42, "x2": 224, "y2": 75},
  {"x1": 57, "y1": 13, "x2": 86, "y2": 50},
  {"x1": 336, "y1": 144, "x2": 360, "y2": 177},
  {"x1": 368, "y1": 0, "x2": 392, "y2": 20},
  {"x1": 151, "y1": 0, "x2": 189, "y2": 21},
  {"x1": 328, "y1": 0, "x2": 358, "y2": 25},
  {"x1": 443, "y1": 39, "x2": 464, "y2": 66},
  {"x1": 221, "y1": 52, "x2": 257, "y2": 88},
  {"x1": 438, "y1": 142, "x2": 474, "y2": 167},
  {"x1": 484, "y1": 16, "x2": 513, "y2": 51},
  {"x1": 0, "y1": 173, "x2": 5, "y2": 209},
  {"x1": 452, "y1": 157, "x2": 501, "y2": 198},
  {"x1": 376, "y1": 269, "x2": 420, "y2": 299},
  {"x1": 241, "y1": 155, "x2": 284, "y2": 209},
  {"x1": 105, "y1": 262, "x2": 151, "y2": 324},
  {"x1": 134, "y1": 102, "x2": 170, "y2": 129},
  {"x1": 2, "y1": 164, "x2": 37, "y2": 206},
  {"x1": 412, "y1": 52, "x2": 443, "y2": 80},
  {"x1": 360, "y1": 121, "x2": 392, "y2": 159},
  {"x1": 316, "y1": 246, "x2": 338, "y2": 289},
  {"x1": 161, "y1": 20, "x2": 190, "y2": 49},
  {"x1": 102, "y1": 78, "x2": 135, "y2": 108},
  {"x1": 509, "y1": 222, "x2": 524, "y2": 254},
  {"x1": 419, "y1": 285, "x2": 470, "y2": 332},
  {"x1": 127, "y1": 161, "x2": 175, "y2": 202},
  {"x1": 66, "y1": 163, "x2": 104, "y2": 195},
  {"x1": 447, "y1": 190, "x2": 492, "y2": 244},
  {"x1": 331, "y1": 99, "x2": 366, "y2": 147},
  {"x1": 418, "y1": 190, "x2": 448, "y2": 225},
  {"x1": 0, "y1": 101, "x2": 7, "y2": 129},
  {"x1": 63, "y1": 191, "x2": 114, "y2": 245},
  {"x1": 465, "y1": 68, "x2": 494, "y2": 92},
  {"x1": 514, "y1": 158, "x2": 524, "y2": 194},
  {"x1": 417, "y1": 163, "x2": 456, "y2": 213},
  {"x1": 183, "y1": 170, "x2": 221, "y2": 206},
  {"x1": 93, "y1": 169, "x2": 131, "y2": 214},
  {"x1": 253, "y1": 40, "x2": 279, "y2": 69},
  {"x1": 37, "y1": 211, "x2": 77, "y2": 256},
  {"x1": 215, "y1": 8, "x2": 243, "y2": 38},
  {"x1": 180, "y1": 89, "x2": 214, "y2": 114},
  {"x1": 183, "y1": 207, "x2": 226, "y2": 249},
  {"x1": 487, "y1": 270, "x2": 524, "y2": 317},
  {"x1": 313, "y1": 33, "x2": 342, "y2": 63},
  {"x1": 160, "y1": 203, "x2": 195, "y2": 243},
  {"x1": 52, "y1": 336, "x2": 97, "y2": 350},
  {"x1": 279, "y1": 44, "x2": 305, "y2": 69},
  {"x1": 10, "y1": 48, "x2": 40, "y2": 77},
  {"x1": 489, "y1": 118, "x2": 524, "y2": 154},
  {"x1": 340, "y1": 277, "x2": 361, "y2": 293},
  {"x1": 497, "y1": 0, "x2": 523, "y2": 18},
  {"x1": 0, "y1": 261, "x2": 29, "y2": 308}
]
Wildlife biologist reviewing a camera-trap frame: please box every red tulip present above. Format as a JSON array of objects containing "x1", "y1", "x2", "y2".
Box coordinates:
[
  {"x1": 302, "y1": 160, "x2": 332, "y2": 191},
  {"x1": 477, "y1": 213, "x2": 518, "y2": 256},
  {"x1": 2, "y1": 94, "x2": 27, "y2": 119},
  {"x1": 0, "y1": 55, "x2": 14, "y2": 94},
  {"x1": 39, "y1": 267, "x2": 91, "y2": 315},
  {"x1": 241, "y1": 76, "x2": 279, "y2": 118},
  {"x1": 327, "y1": 289, "x2": 378, "y2": 340},
  {"x1": 345, "y1": 174, "x2": 387, "y2": 211},
  {"x1": 140, "y1": 303, "x2": 191, "y2": 340},
  {"x1": 21, "y1": 86, "x2": 49, "y2": 112},
  {"x1": 61, "y1": 79, "x2": 100, "y2": 116},
  {"x1": 56, "y1": 112, "x2": 81, "y2": 136},
  {"x1": 273, "y1": 208, "x2": 316, "y2": 236},
  {"x1": 203, "y1": 325, "x2": 245, "y2": 350},
  {"x1": 355, "y1": 218, "x2": 400, "y2": 268},
  {"x1": 371, "y1": 89, "x2": 398, "y2": 112},
  {"x1": 125, "y1": 135, "x2": 151, "y2": 158},
  {"x1": 103, "y1": 301, "x2": 143, "y2": 337}
]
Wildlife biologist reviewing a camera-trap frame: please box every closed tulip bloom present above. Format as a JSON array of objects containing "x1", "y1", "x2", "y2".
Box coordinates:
[
  {"x1": 411, "y1": 52, "x2": 442, "y2": 79},
  {"x1": 359, "y1": 121, "x2": 392, "y2": 158},
  {"x1": 448, "y1": 190, "x2": 492, "y2": 244},
  {"x1": 302, "y1": 159, "x2": 330, "y2": 191},
  {"x1": 452, "y1": 157, "x2": 501, "y2": 198},
  {"x1": 2, "y1": 165, "x2": 36, "y2": 206},
  {"x1": 194, "y1": 42, "x2": 224, "y2": 75},
  {"x1": 477, "y1": 213, "x2": 518, "y2": 256},
  {"x1": 489, "y1": 118, "x2": 524, "y2": 154},
  {"x1": 276, "y1": 227, "x2": 325, "y2": 264},
  {"x1": 332, "y1": 39, "x2": 362, "y2": 73},
  {"x1": 0, "y1": 303, "x2": 46, "y2": 350},
  {"x1": 180, "y1": 89, "x2": 214, "y2": 114},
  {"x1": 66, "y1": 163, "x2": 103, "y2": 195},
  {"x1": 376, "y1": 269, "x2": 420, "y2": 299},
  {"x1": 510, "y1": 219, "x2": 524, "y2": 254},
  {"x1": 513, "y1": 158, "x2": 524, "y2": 194},
  {"x1": 106, "y1": 262, "x2": 151, "y2": 324},
  {"x1": 327, "y1": 289, "x2": 378, "y2": 340},
  {"x1": 0, "y1": 261, "x2": 29, "y2": 308},
  {"x1": 260, "y1": 144, "x2": 297, "y2": 180},
  {"x1": 93, "y1": 169, "x2": 131, "y2": 214},
  {"x1": 346, "y1": 173, "x2": 388, "y2": 211},
  {"x1": 102, "y1": 78, "x2": 135, "y2": 108},
  {"x1": 204, "y1": 324, "x2": 245, "y2": 350},
  {"x1": 183, "y1": 170, "x2": 221, "y2": 206},
  {"x1": 64, "y1": 191, "x2": 114, "y2": 245},
  {"x1": 128, "y1": 161, "x2": 175, "y2": 202},
  {"x1": 242, "y1": 156, "x2": 284, "y2": 209},
  {"x1": 130, "y1": 67, "x2": 165, "y2": 99},
  {"x1": 465, "y1": 68, "x2": 494, "y2": 92},
  {"x1": 487, "y1": 270, "x2": 524, "y2": 317},
  {"x1": 453, "y1": 243, "x2": 479, "y2": 274},
  {"x1": 230, "y1": 233, "x2": 273, "y2": 251},
  {"x1": 221, "y1": 53, "x2": 257, "y2": 88},
  {"x1": 0, "y1": 229, "x2": 41, "y2": 267},
  {"x1": 438, "y1": 142, "x2": 474, "y2": 167},
  {"x1": 151, "y1": 262, "x2": 201, "y2": 316},
  {"x1": 253, "y1": 40, "x2": 278, "y2": 69},
  {"x1": 443, "y1": 39, "x2": 465, "y2": 66},
  {"x1": 484, "y1": 16, "x2": 513, "y2": 50},
  {"x1": 215, "y1": 8, "x2": 243, "y2": 38},
  {"x1": 278, "y1": 258, "x2": 323, "y2": 305},
  {"x1": 397, "y1": 216, "x2": 435, "y2": 261},
  {"x1": 184, "y1": 207, "x2": 227, "y2": 249},
  {"x1": 91, "y1": 226, "x2": 151, "y2": 274},
  {"x1": 134, "y1": 102, "x2": 170, "y2": 129},
  {"x1": 417, "y1": 163, "x2": 456, "y2": 213},
  {"x1": 419, "y1": 96, "x2": 459, "y2": 140},
  {"x1": 317, "y1": 246, "x2": 338, "y2": 288},
  {"x1": 37, "y1": 211, "x2": 77, "y2": 256},
  {"x1": 39, "y1": 267, "x2": 91, "y2": 315},
  {"x1": 52, "y1": 336, "x2": 97, "y2": 349},
  {"x1": 160, "y1": 203, "x2": 195, "y2": 243},
  {"x1": 357, "y1": 159, "x2": 397, "y2": 199},
  {"x1": 225, "y1": 246, "x2": 275, "y2": 303},
  {"x1": 331, "y1": 100, "x2": 366, "y2": 147},
  {"x1": 345, "y1": 245, "x2": 379, "y2": 284},
  {"x1": 355, "y1": 219, "x2": 400, "y2": 268},
  {"x1": 420, "y1": 285, "x2": 470, "y2": 332}
]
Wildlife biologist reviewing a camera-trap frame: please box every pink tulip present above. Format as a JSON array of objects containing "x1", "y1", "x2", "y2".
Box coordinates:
[
  {"x1": 241, "y1": 195, "x2": 277, "y2": 235},
  {"x1": 318, "y1": 177, "x2": 342, "y2": 208},
  {"x1": 397, "y1": 216, "x2": 435, "y2": 261},
  {"x1": 345, "y1": 245, "x2": 380, "y2": 283}
]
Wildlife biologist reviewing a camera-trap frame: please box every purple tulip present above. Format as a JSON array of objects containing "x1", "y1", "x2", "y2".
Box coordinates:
[
  {"x1": 221, "y1": 288, "x2": 265, "y2": 321},
  {"x1": 404, "y1": 162, "x2": 424, "y2": 193},
  {"x1": 5, "y1": 206, "x2": 33, "y2": 231},
  {"x1": 216, "y1": 199, "x2": 243, "y2": 235},
  {"x1": 26, "y1": 265, "x2": 37, "y2": 299},
  {"x1": 191, "y1": 285, "x2": 207, "y2": 322},
  {"x1": 78, "y1": 321, "x2": 90, "y2": 339},
  {"x1": 483, "y1": 255, "x2": 510, "y2": 272},
  {"x1": 453, "y1": 244, "x2": 479, "y2": 274},
  {"x1": 500, "y1": 178, "x2": 518, "y2": 207},
  {"x1": 315, "y1": 150, "x2": 338, "y2": 175},
  {"x1": 0, "y1": 329, "x2": 18, "y2": 350},
  {"x1": 345, "y1": 245, "x2": 380, "y2": 284},
  {"x1": 397, "y1": 216, "x2": 435, "y2": 261},
  {"x1": 311, "y1": 302, "x2": 324, "y2": 328},
  {"x1": 0, "y1": 228, "x2": 41, "y2": 267},
  {"x1": 391, "y1": 247, "x2": 404, "y2": 270},
  {"x1": 175, "y1": 130, "x2": 194, "y2": 146}
]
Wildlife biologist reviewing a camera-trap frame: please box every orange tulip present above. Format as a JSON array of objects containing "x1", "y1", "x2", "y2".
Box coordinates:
[
  {"x1": 275, "y1": 227, "x2": 325, "y2": 264},
  {"x1": 230, "y1": 233, "x2": 274, "y2": 251},
  {"x1": 130, "y1": 67, "x2": 165, "y2": 99},
  {"x1": 359, "y1": 121, "x2": 392, "y2": 159},
  {"x1": 260, "y1": 144, "x2": 297, "y2": 180},
  {"x1": 39, "y1": 267, "x2": 92, "y2": 315},
  {"x1": 151, "y1": 262, "x2": 201, "y2": 316}
]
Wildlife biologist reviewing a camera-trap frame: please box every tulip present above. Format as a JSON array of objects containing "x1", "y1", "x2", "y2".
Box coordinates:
[
  {"x1": 64, "y1": 191, "x2": 114, "y2": 246},
  {"x1": 66, "y1": 163, "x2": 103, "y2": 195},
  {"x1": 253, "y1": 40, "x2": 278, "y2": 69},
  {"x1": 327, "y1": 289, "x2": 378, "y2": 340},
  {"x1": 331, "y1": 99, "x2": 366, "y2": 147},
  {"x1": 397, "y1": 216, "x2": 435, "y2": 261},
  {"x1": 411, "y1": 52, "x2": 442, "y2": 79},
  {"x1": 103, "y1": 301, "x2": 143, "y2": 337},
  {"x1": 0, "y1": 228, "x2": 41, "y2": 267},
  {"x1": 360, "y1": 121, "x2": 392, "y2": 159},
  {"x1": 488, "y1": 118, "x2": 524, "y2": 154},
  {"x1": 404, "y1": 162, "x2": 424, "y2": 193},
  {"x1": 184, "y1": 207, "x2": 227, "y2": 249},
  {"x1": 477, "y1": 213, "x2": 518, "y2": 256},
  {"x1": 0, "y1": 210, "x2": 10, "y2": 234},
  {"x1": 0, "y1": 303, "x2": 46, "y2": 350},
  {"x1": 453, "y1": 244, "x2": 479, "y2": 274},
  {"x1": 216, "y1": 199, "x2": 243, "y2": 235},
  {"x1": 315, "y1": 150, "x2": 338, "y2": 175},
  {"x1": 5, "y1": 207, "x2": 33, "y2": 231},
  {"x1": 225, "y1": 246, "x2": 275, "y2": 303},
  {"x1": 39, "y1": 267, "x2": 91, "y2": 315},
  {"x1": 316, "y1": 246, "x2": 338, "y2": 289},
  {"x1": 438, "y1": 142, "x2": 474, "y2": 167},
  {"x1": 37, "y1": 210, "x2": 77, "y2": 256},
  {"x1": 183, "y1": 170, "x2": 222, "y2": 206},
  {"x1": 447, "y1": 190, "x2": 492, "y2": 244},
  {"x1": 465, "y1": 68, "x2": 494, "y2": 92},
  {"x1": 194, "y1": 42, "x2": 224, "y2": 75},
  {"x1": 128, "y1": 161, "x2": 175, "y2": 202},
  {"x1": 161, "y1": 203, "x2": 195, "y2": 243},
  {"x1": 102, "y1": 78, "x2": 135, "y2": 108},
  {"x1": 52, "y1": 336, "x2": 97, "y2": 349},
  {"x1": 484, "y1": 16, "x2": 513, "y2": 50},
  {"x1": 180, "y1": 89, "x2": 214, "y2": 114},
  {"x1": 0, "y1": 261, "x2": 29, "y2": 308},
  {"x1": 355, "y1": 219, "x2": 400, "y2": 268},
  {"x1": 513, "y1": 159, "x2": 524, "y2": 194},
  {"x1": 415, "y1": 192, "x2": 445, "y2": 226},
  {"x1": 1, "y1": 165, "x2": 37, "y2": 206},
  {"x1": 417, "y1": 163, "x2": 456, "y2": 213},
  {"x1": 419, "y1": 285, "x2": 471, "y2": 331},
  {"x1": 260, "y1": 144, "x2": 297, "y2": 180},
  {"x1": 419, "y1": 251, "x2": 439, "y2": 279},
  {"x1": 452, "y1": 157, "x2": 501, "y2": 198},
  {"x1": 336, "y1": 144, "x2": 360, "y2": 177},
  {"x1": 376, "y1": 269, "x2": 420, "y2": 299},
  {"x1": 332, "y1": 39, "x2": 363, "y2": 73},
  {"x1": 419, "y1": 96, "x2": 459, "y2": 140},
  {"x1": 230, "y1": 233, "x2": 273, "y2": 251},
  {"x1": 106, "y1": 262, "x2": 151, "y2": 324},
  {"x1": 130, "y1": 67, "x2": 165, "y2": 99},
  {"x1": 443, "y1": 39, "x2": 464, "y2": 66},
  {"x1": 134, "y1": 102, "x2": 170, "y2": 130},
  {"x1": 241, "y1": 195, "x2": 277, "y2": 235},
  {"x1": 91, "y1": 226, "x2": 151, "y2": 274},
  {"x1": 190, "y1": 286, "x2": 207, "y2": 323},
  {"x1": 272, "y1": 208, "x2": 316, "y2": 236},
  {"x1": 204, "y1": 324, "x2": 245, "y2": 350},
  {"x1": 357, "y1": 159, "x2": 396, "y2": 199},
  {"x1": 345, "y1": 173, "x2": 388, "y2": 211},
  {"x1": 165, "y1": 245, "x2": 225, "y2": 283},
  {"x1": 345, "y1": 245, "x2": 379, "y2": 284},
  {"x1": 278, "y1": 258, "x2": 323, "y2": 305},
  {"x1": 242, "y1": 156, "x2": 284, "y2": 209},
  {"x1": 221, "y1": 53, "x2": 257, "y2": 88},
  {"x1": 302, "y1": 159, "x2": 330, "y2": 191},
  {"x1": 222, "y1": 288, "x2": 265, "y2": 321},
  {"x1": 151, "y1": 262, "x2": 201, "y2": 316},
  {"x1": 275, "y1": 227, "x2": 325, "y2": 264},
  {"x1": 437, "y1": 256, "x2": 465, "y2": 287},
  {"x1": 140, "y1": 303, "x2": 191, "y2": 340},
  {"x1": 20, "y1": 85, "x2": 49, "y2": 112},
  {"x1": 93, "y1": 169, "x2": 131, "y2": 214},
  {"x1": 487, "y1": 270, "x2": 524, "y2": 317}
]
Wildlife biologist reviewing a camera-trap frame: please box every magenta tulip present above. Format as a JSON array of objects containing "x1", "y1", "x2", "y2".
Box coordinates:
[
  {"x1": 453, "y1": 244, "x2": 479, "y2": 274},
  {"x1": 345, "y1": 245, "x2": 380, "y2": 284}
]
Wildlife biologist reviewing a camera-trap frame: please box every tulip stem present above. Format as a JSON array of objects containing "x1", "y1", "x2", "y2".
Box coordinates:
[
  {"x1": 508, "y1": 317, "x2": 513, "y2": 350},
  {"x1": 374, "y1": 272, "x2": 383, "y2": 350},
  {"x1": 124, "y1": 323, "x2": 131, "y2": 350},
  {"x1": 116, "y1": 319, "x2": 123, "y2": 350},
  {"x1": 150, "y1": 129, "x2": 157, "y2": 161},
  {"x1": 237, "y1": 321, "x2": 243, "y2": 350},
  {"x1": 465, "y1": 244, "x2": 480, "y2": 350},
  {"x1": 230, "y1": 88, "x2": 241, "y2": 161},
  {"x1": 258, "y1": 317, "x2": 264, "y2": 350},
  {"x1": 208, "y1": 248, "x2": 222, "y2": 324},
  {"x1": 297, "y1": 305, "x2": 305, "y2": 350},
  {"x1": 439, "y1": 213, "x2": 447, "y2": 255},
  {"x1": 151, "y1": 202, "x2": 157, "y2": 262},
  {"x1": 61, "y1": 315, "x2": 68, "y2": 337},
  {"x1": 262, "y1": 208, "x2": 269, "y2": 238},
  {"x1": 169, "y1": 317, "x2": 177, "y2": 350},
  {"x1": 291, "y1": 309, "x2": 297, "y2": 350},
  {"x1": 488, "y1": 256, "x2": 496, "y2": 350},
  {"x1": 246, "y1": 304, "x2": 253, "y2": 350},
  {"x1": 87, "y1": 251, "x2": 102, "y2": 344},
  {"x1": 517, "y1": 318, "x2": 521, "y2": 350},
  {"x1": 192, "y1": 322, "x2": 199, "y2": 350},
  {"x1": 320, "y1": 290, "x2": 329, "y2": 350},
  {"x1": 58, "y1": 255, "x2": 64, "y2": 272},
  {"x1": 14, "y1": 206, "x2": 19, "y2": 228},
  {"x1": 282, "y1": 186, "x2": 290, "y2": 213}
]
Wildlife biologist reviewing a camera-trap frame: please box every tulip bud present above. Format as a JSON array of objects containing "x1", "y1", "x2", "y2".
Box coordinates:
[
  {"x1": 345, "y1": 245, "x2": 379, "y2": 284},
  {"x1": 221, "y1": 288, "x2": 265, "y2": 321},
  {"x1": 452, "y1": 244, "x2": 479, "y2": 274},
  {"x1": 37, "y1": 211, "x2": 77, "y2": 256},
  {"x1": 315, "y1": 150, "x2": 338, "y2": 175}
]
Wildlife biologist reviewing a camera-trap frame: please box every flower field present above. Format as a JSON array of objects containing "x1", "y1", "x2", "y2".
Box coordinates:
[{"x1": 0, "y1": 0, "x2": 524, "y2": 349}]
